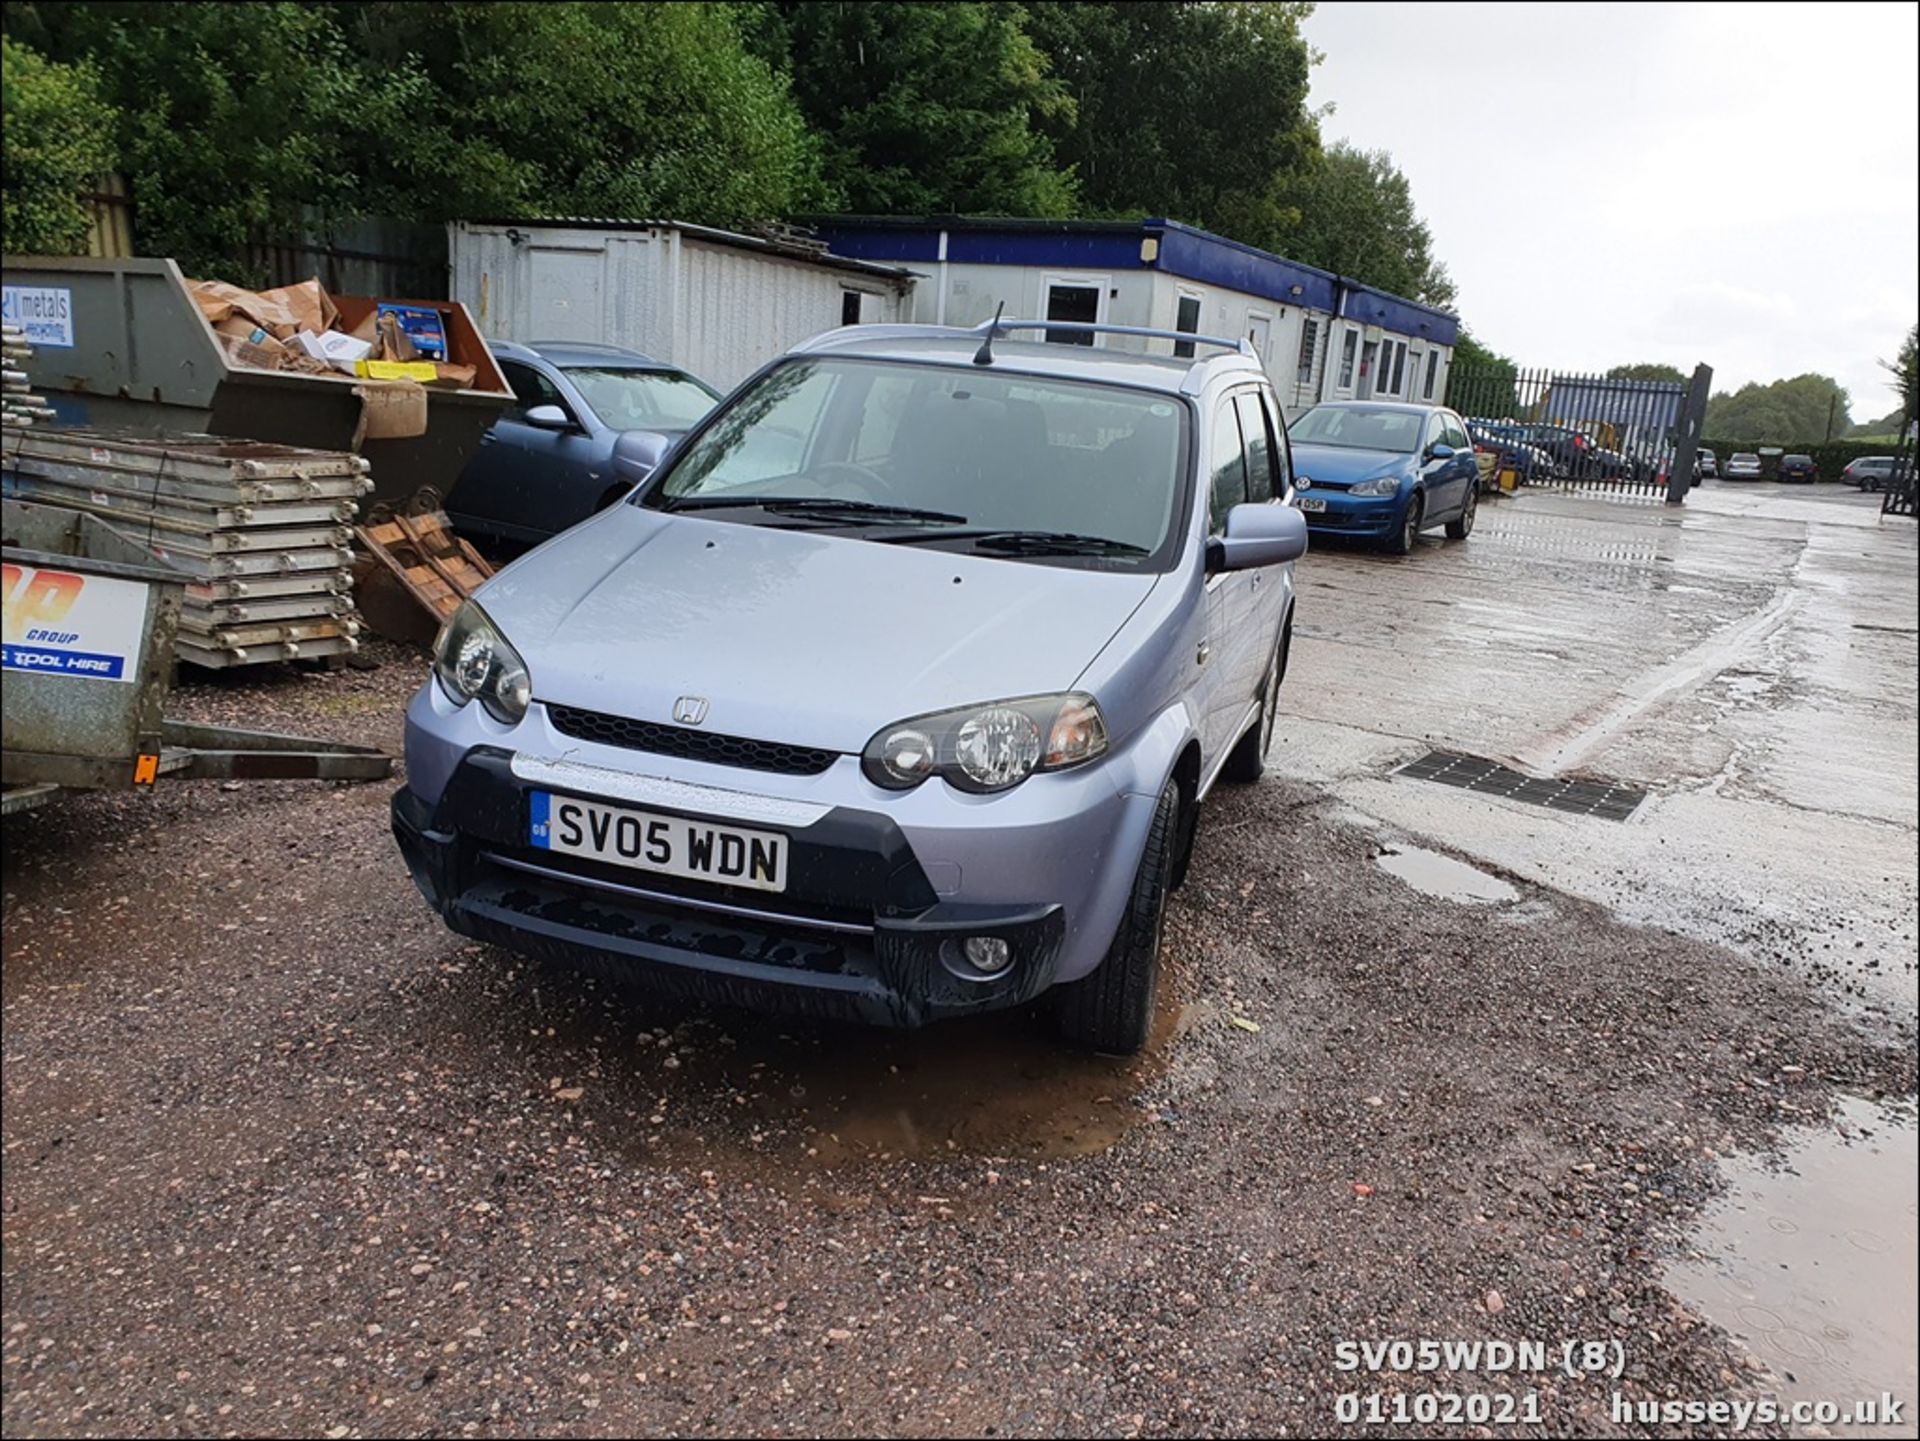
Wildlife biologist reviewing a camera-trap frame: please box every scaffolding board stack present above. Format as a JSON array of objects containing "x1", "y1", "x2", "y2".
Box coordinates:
[
  {"x1": 0, "y1": 428, "x2": 373, "y2": 667},
  {"x1": 2, "y1": 326, "x2": 54, "y2": 429}
]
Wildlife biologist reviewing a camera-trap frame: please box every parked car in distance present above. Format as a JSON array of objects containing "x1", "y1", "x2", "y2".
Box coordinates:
[
  {"x1": 1841, "y1": 455, "x2": 1907, "y2": 491},
  {"x1": 1723, "y1": 452, "x2": 1763, "y2": 480},
  {"x1": 1777, "y1": 453, "x2": 1818, "y2": 483},
  {"x1": 1288, "y1": 401, "x2": 1480, "y2": 553},
  {"x1": 392, "y1": 318, "x2": 1309, "y2": 1053},
  {"x1": 447, "y1": 340, "x2": 722, "y2": 546},
  {"x1": 1695, "y1": 447, "x2": 1718, "y2": 479},
  {"x1": 1466, "y1": 421, "x2": 1555, "y2": 482}
]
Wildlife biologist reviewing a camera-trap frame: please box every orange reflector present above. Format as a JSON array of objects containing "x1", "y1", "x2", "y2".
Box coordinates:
[{"x1": 134, "y1": 754, "x2": 159, "y2": 786}]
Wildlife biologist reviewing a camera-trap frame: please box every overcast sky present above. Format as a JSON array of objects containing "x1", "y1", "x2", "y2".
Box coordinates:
[{"x1": 1304, "y1": 2, "x2": 1919, "y2": 417}]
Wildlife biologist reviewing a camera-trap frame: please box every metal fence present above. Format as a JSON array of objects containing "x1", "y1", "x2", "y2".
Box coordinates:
[
  {"x1": 249, "y1": 211, "x2": 448, "y2": 301},
  {"x1": 1883, "y1": 426, "x2": 1918, "y2": 517},
  {"x1": 1445, "y1": 364, "x2": 1709, "y2": 501}
]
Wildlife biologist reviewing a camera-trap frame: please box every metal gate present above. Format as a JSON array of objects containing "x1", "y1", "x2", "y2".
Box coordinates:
[
  {"x1": 1445, "y1": 363, "x2": 1712, "y2": 502},
  {"x1": 1882, "y1": 425, "x2": 1918, "y2": 518}
]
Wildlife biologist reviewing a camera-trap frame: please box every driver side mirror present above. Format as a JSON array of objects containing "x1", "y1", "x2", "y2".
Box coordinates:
[
  {"x1": 523, "y1": 404, "x2": 575, "y2": 432},
  {"x1": 1425, "y1": 442, "x2": 1456, "y2": 462},
  {"x1": 1208, "y1": 502, "x2": 1308, "y2": 573}
]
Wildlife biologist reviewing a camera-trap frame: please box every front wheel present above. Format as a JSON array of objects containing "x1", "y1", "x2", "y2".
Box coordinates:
[
  {"x1": 1386, "y1": 492, "x2": 1424, "y2": 555},
  {"x1": 1445, "y1": 482, "x2": 1477, "y2": 540},
  {"x1": 1054, "y1": 780, "x2": 1178, "y2": 1054}
]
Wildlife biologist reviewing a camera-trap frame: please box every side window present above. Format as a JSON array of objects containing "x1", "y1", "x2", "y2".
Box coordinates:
[
  {"x1": 1424, "y1": 413, "x2": 1449, "y2": 455},
  {"x1": 499, "y1": 360, "x2": 567, "y2": 421},
  {"x1": 1261, "y1": 391, "x2": 1294, "y2": 498},
  {"x1": 1233, "y1": 391, "x2": 1277, "y2": 504},
  {"x1": 1208, "y1": 402, "x2": 1248, "y2": 536},
  {"x1": 1445, "y1": 414, "x2": 1471, "y2": 450},
  {"x1": 1173, "y1": 292, "x2": 1202, "y2": 360}
]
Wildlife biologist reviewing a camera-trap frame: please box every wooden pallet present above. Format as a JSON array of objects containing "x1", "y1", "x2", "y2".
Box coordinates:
[{"x1": 354, "y1": 510, "x2": 494, "y2": 637}]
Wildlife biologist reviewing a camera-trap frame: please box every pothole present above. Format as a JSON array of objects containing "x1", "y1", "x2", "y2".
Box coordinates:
[{"x1": 1373, "y1": 844, "x2": 1519, "y2": 905}]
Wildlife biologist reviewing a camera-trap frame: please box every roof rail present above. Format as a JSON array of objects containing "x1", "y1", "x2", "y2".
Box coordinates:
[{"x1": 970, "y1": 316, "x2": 1256, "y2": 358}]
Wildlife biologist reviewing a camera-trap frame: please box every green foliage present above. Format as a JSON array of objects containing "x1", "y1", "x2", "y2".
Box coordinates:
[
  {"x1": 1025, "y1": 1, "x2": 1317, "y2": 244},
  {"x1": 5, "y1": 1, "x2": 827, "y2": 272},
  {"x1": 1882, "y1": 322, "x2": 1917, "y2": 430},
  {"x1": 1269, "y1": 143, "x2": 1454, "y2": 308},
  {"x1": 1444, "y1": 330, "x2": 1520, "y2": 417},
  {"x1": 760, "y1": 1, "x2": 1074, "y2": 216},
  {"x1": 1701, "y1": 438, "x2": 1900, "y2": 481},
  {"x1": 1605, "y1": 362, "x2": 1686, "y2": 384},
  {"x1": 0, "y1": 35, "x2": 116, "y2": 255},
  {"x1": 341, "y1": 3, "x2": 830, "y2": 227},
  {"x1": 1705, "y1": 374, "x2": 1852, "y2": 444},
  {"x1": 8, "y1": 2, "x2": 410, "y2": 276}
]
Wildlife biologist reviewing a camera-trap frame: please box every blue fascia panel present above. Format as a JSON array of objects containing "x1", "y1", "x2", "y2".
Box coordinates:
[
  {"x1": 808, "y1": 226, "x2": 943, "y2": 264},
  {"x1": 1151, "y1": 220, "x2": 1338, "y2": 314}
]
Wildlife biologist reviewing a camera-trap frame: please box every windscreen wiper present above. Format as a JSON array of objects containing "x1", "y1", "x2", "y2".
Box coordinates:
[
  {"x1": 668, "y1": 495, "x2": 967, "y2": 525},
  {"x1": 883, "y1": 528, "x2": 1149, "y2": 558}
]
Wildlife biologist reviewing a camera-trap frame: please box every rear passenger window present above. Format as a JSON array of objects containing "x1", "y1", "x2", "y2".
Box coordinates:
[
  {"x1": 1209, "y1": 404, "x2": 1248, "y2": 535},
  {"x1": 1233, "y1": 392, "x2": 1277, "y2": 504}
]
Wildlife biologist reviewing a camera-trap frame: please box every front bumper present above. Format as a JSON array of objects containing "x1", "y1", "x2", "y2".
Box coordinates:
[
  {"x1": 392, "y1": 746, "x2": 1095, "y2": 1028},
  {"x1": 1300, "y1": 492, "x2": 1405, "y2": 538}
]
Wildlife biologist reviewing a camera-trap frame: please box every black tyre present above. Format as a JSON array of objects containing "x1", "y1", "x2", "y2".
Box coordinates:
[
  {"x1": 1222, "y1": 621, "x2": 1287, "y2": 784},
  {"x1": 1054, "y1": 780, "x2": 1178, "y2": 1054},
  {"x1": 1386, "y1": 492, "x2": 1424, "y2": 555},
  {"x1": 1444, "y1": 481, "x2": 1477, "y2": 540}
]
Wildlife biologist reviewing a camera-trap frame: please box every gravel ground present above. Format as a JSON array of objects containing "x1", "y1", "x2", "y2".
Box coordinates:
[{"x1": 3, "y1": 643, "x2": 1914, "y2": 1438}]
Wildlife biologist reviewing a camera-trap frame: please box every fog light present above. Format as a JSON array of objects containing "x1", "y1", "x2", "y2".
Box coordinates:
[{"x1": 964, "y1": 936, "x2": 1012, "y2": 974}]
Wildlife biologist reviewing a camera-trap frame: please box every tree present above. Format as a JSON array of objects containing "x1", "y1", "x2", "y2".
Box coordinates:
[
  {"x1": 8, "y1": 2, "x2": 418, "y2": 275},
  {"x1": 1446, "y1": 328, "x2": 1520, "y2": 418},
  {"x1": 756, "y1": 1, "x2": 1075, "y2": 216},
  {"x1": 1704, "y1": 375, "x2": 1852, "y2": 443},
  {"x1": 1269, "y1": 143, "x2": 1455, "y2": 308},
  {"x1": 7, "y1": 2, "x2": 829, "y2": 274},
  {"x1": 1024, "y1": 0, "x2": 1316, "y2": 242},
  {"x1": 0, "y1": 35, "x2": 115, "y2": 255},
  {"x1": 1881, "y1": 322, "x2": 1917, "y2": 432},
  {"x1": 340, "y1": 2, "x2": 830, "y2": 228},
  {"x1": 1605, "y1": 363, "x2": 1686, "y2": 384}
]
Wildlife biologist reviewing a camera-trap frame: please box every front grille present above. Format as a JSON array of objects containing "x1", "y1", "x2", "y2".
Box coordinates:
[{"x1": 545, "y1": 702, "x2": 839, "y2": 776}]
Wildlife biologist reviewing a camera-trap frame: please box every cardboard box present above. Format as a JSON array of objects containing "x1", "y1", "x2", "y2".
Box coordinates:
[{"x1": 292, "y1": 328, "x2": 374, "y2": 374}]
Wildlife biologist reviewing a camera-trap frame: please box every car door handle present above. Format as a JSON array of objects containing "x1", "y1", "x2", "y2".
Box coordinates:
[
  {"x1": 479, "y1": 434, "x2": 497, "y2": 445},
  {"x1": 1197, "y1": 640, "x2": 1211, "y2": 667}
]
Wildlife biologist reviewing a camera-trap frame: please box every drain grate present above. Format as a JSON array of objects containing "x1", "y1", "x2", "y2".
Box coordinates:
[{"x1": 1394, "y1": 750, "x2": 1645, "y2": 821}]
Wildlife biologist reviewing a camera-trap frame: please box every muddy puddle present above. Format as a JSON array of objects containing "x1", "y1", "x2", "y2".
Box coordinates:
[
  {"x1": 1374, "y1": 843, "x2": 1519, "y2": 905},
  {"x1": 1667, "y1": 1095, "x2": 1918, "y2": 1433},
  {"x1": 606, "y1": 990, "x2": 1204, "y2": 1181}
]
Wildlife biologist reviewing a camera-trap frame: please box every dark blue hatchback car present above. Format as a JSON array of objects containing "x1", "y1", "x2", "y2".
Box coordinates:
[
  {"x1": 447, "y1": 340, "x2": 721, "y2": 545},
  {"x1": 1286, "y1": 401, "x2": 1480, "y2": 554}
]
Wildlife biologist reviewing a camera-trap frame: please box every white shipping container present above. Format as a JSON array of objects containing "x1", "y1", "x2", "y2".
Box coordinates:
[{"x1": 449, "y1": 220, "x2": 915, "y2": 391}]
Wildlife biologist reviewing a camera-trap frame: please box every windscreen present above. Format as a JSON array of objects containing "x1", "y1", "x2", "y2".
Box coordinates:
[
  {"x1": 648, "y1": 357, "x2": 1189, "y2": 561},
  {"x1": 1289, "y1": 405, "x2": 1423, "y2": 453},
  {"x1": 565, "y1": 367, "x2": 719, "y2": 432}
]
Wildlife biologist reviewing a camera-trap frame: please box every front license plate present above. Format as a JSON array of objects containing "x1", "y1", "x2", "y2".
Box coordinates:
[
  {"x1": 530, "y1": 791, "x2": 788, "y2": 892},
  {"x1": 1296, "y1": 496, "x2": 1328, "y2": 513}
]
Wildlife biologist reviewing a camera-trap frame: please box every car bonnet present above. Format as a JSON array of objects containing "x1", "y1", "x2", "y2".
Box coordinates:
[{"x1": 474, "y1": 504, "x2": 1163, "y2": 754}]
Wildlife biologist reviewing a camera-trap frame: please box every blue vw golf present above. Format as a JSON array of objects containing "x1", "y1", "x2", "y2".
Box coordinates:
[{"x1": 1287, "y1": 401, "x2": 1480, "y2": 554}]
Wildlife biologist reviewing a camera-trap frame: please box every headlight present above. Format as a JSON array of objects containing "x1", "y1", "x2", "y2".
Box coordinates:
[
  {"x1": 1349, "y1": 474, "x2": 1404, "y2": 497},
  {"x1": 432, "y1": 601, "x2": 532, "y2": 724},
  {"x1": 862, "y1": 693, "x2": 1108, "y2": 793}
]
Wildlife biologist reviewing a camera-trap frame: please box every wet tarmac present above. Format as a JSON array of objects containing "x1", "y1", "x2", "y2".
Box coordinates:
[
  {"x1": 1667, "y1": 1096, "x2": 1918, "y2": 1436},
  {"x1": 1276, "y1": 481, "x2": 1918, "y2": 1022}
]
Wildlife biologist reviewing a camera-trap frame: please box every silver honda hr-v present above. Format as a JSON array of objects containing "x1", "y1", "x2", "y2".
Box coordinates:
[{"x1": 392, "y1": 318, "x2": 1307, "y2": 1052}]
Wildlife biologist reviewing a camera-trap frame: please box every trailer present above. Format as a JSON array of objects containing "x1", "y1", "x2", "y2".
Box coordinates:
[{"x1": 2, "y1": 498, "x2": 390, "y2": 813}]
